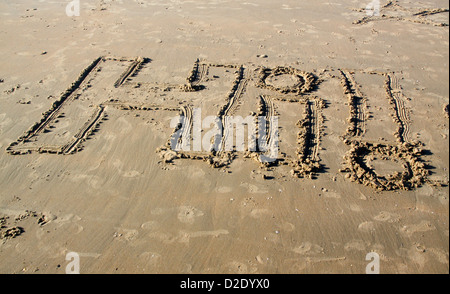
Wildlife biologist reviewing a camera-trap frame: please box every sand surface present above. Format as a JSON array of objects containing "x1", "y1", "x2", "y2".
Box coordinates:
[{"x1": 0, "y1": 0, "x2": 448, "y2": 274}]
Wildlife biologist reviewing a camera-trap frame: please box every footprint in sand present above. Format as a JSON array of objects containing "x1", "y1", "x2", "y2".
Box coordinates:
[
  {"x1": 177, "y1": 206, "x2": 205, "y2": 224},
  {"x1": 399, "y1": 221, "x2": 436, "y2": 237},
  {"x1": 70, "y1": 174, "x2": 104, "y2": 189},
  {"x1": 358, "y1": 221, "x2": 376, "y2": 232},
  {"x1": 36, "y1": 213, "x2": 83, "y2": 240},
  {"x1": 112, "y1": 159, "x2": 142, "y2": 178},
  {"x1": 150, "y1": 206, "x2": 205, "y2": 225},
  {"x1": 113, "y1": 228, "x2": 139, "y2": 242},
  {"x1": 249, "y1": 208, "x2": 271, "y2": 219},
  {"x1": 139, "y1": 251, "x2": 162, "y2": 267},
  {"x1": 322, "y1": 190, "x2": 342, "y2": 199},
  {"x1": 344, "y1": 240, "x2": 368, "y2": 252},
  {"x1": 239, "y1": 197, "x2": 259, "y2": 216},
  {"x1": 279, "y1": 222, "x2": 295, "y2": 232},
  {"x1": 140, "y1": 221, "x2": 159, "y2": 230},
  {"x1": 255, "y1": 254, "x2": 270, "y2": 265},
  {"x1": 0, "y1": 113, "x2": 12, "y2": 133},
  {"x1": 186, "y1": 166, "x2": 206, "y2": 179},
  {"x1": 349, "y1": 204, "x2": 363, "y2": 212},
  {"x1": 240, "y1": 183, "x2": 268, "y2": 194},
  {"x1": 292, "y1": 242, "x2": 324, "y2": 255},
  {"x1": 177, "y1": 229, "x2": 229, "y2": 244},
  {"x1": 397, "y1": 245, "x2": 428, "y2": 270},
  {"x1": 373, "y1": 211, "x2": 401, "y2": 223},
  {"x1": 147, "y1": 229, "x2": 228, "y2": 244},
  {"x1": 215, "y1": 186, "x2": 233, "y2": 193},
  {"x1": 147, "y1": 231, "x2": 176, "y2": 244}
]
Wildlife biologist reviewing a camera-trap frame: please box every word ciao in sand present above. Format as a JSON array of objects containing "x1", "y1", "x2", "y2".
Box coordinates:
[{"x1": 6, "y1": 56, "x2": 447, "y2": 191}]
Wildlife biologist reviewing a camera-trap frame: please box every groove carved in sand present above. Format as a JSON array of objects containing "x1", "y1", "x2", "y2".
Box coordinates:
[
  {"x1": 255, "y1": 66, "x2": 317, "y2": 95},
  {"x1": 159, "y1": 63, "x2": 248, "y2": 169},
  {"x1": 339, "y1": 70, "x2": 367, "y2": 139},
  {"x1": 289, "y1": 96, "x2": 326, "y2": 179},
  {"x1": 7, "y1": 57, "x2": 105, "y2": 155},
  {"x1": 336, "y1": 69, "x2": 443, "y2": 190}
]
